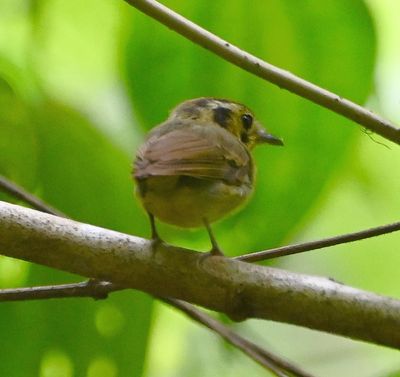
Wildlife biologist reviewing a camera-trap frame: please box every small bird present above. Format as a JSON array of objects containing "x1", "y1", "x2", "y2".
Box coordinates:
[{"x1": 133, "y1": 97, "x2": 283, "y2": 255}]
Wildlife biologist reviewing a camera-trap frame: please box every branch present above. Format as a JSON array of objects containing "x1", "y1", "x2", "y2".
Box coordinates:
[
  {"x1": 162, "y1": 298, "x2": 314, "y2": 377},
  {"x1": 123, "y1": 0, "x2": 400, "y2": 145},
  {"x1": 237, "y1": 221, "x2": 400, "y2": 263},
  {"x1": 0, "y1": 281, "x2": 122, "y2": 301},
  {"x1": 1, "y1": 201, "x2": 399, "y2": 349}
]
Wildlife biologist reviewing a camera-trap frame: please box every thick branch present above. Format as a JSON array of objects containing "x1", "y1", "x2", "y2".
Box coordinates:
[
  {"x1": 123, "y1": 0, "x2": 400, "y2": 145},
  {"x1": 1, "y1": 201, "x2": 400, "y2": 349}
]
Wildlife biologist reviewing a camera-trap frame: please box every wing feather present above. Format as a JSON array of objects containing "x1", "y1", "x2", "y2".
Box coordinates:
[{"x1": 134, "y1": 123, "x2": 251, "y2": 184}]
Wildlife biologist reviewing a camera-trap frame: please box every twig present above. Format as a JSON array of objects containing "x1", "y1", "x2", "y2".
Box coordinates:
[
  {"x1": 236, "y1": 221, "x2": 400, "y2": 263},
  {"x1": 162, "y1": 298, "x2": 315, "y2": 377},
  {"x1": 0, "y1": 175, "x2": 65, "y2": 217},
  {"x1": 0, "y1": 282, "x2": 312, "y2": 377},
  {"x1": 123, "y1": 0, "x2": 400, "y2": 145},
  {"x1": 0, "y1": 280, "x2": 122, "y2": 301}
]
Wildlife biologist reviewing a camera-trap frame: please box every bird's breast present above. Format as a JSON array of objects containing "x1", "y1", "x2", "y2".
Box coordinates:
[{"x1": 136, "y1": 175, "x2": 254, "y2": 228}]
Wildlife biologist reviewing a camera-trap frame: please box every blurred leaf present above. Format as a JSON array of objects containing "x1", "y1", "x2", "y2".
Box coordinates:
[
  {"x1": 384, "y1": 370, "x2": 400, "y2": 377},
  {"x1": 122, "y1": 0, "x2": 375, "y2": 253},
  {"x1": 0, "y1": 62, "x2": 37, "y2": 192},
  {"x1": 29, "y1": 0, "x2": 122, "y2": 109},
  {"x1": 32, "y1": 99, "x2": 145, "y2": 232},
  {"x1": 0, "y1": 96, "x2": 152, "y2": 376},
  {"x1": 32, "y1": 99, "x2": 152, "y2": 376}
]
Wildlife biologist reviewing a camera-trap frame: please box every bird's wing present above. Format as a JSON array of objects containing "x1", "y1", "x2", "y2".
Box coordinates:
[{"x1": 134, "y1": 124, "x2": 251, "y2": 184}]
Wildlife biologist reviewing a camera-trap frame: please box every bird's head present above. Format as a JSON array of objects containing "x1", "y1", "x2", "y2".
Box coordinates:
[{"x1": 169, "y1": 97, "x2": 283, "y2": 149}]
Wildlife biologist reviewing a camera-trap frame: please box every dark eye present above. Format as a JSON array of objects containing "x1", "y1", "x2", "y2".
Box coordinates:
[{"x1": 241, "y1": 114, "x2": 253, "y2": 130}]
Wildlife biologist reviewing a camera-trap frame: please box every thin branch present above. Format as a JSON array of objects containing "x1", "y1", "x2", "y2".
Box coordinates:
[
  {"x1": 236, "y1": 221, "x2": 400, "y2": 263},
  {"x1": 123, "y1": 0, "x2": 400, "y2": 145},
  {"x1": 1, "y1": 201, "x2": 400, "y2": 349},
  {"x1": 0, "y1": 282, "x2": 312, "y2": 377},
  {"x1": 162, "y1": 298, "x2": 315, "y2": 377},
  {"x1": 0, "y1": 281, "x2": 122, "y2": 301},
  {"x1": 0, "y1": 175, "x2": 65, "y2": 217}
]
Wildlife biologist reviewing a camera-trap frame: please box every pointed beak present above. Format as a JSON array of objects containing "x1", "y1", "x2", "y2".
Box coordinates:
[{"x1": 256, "y1": 129, "x2": 284, "y2": 146}]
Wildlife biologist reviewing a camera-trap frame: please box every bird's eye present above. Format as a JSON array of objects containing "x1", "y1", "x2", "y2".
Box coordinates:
[{"x1": 241, "y1": 114, "x2": 253, "y2": 130}]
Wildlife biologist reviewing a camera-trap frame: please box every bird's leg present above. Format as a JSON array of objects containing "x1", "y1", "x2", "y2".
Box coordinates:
[
  {"x1": 203, "y1": 218, "x2": 224, "y2": 256},
  {"x1": 148, "y1": 212, "x2": 162, "y2": 244}
]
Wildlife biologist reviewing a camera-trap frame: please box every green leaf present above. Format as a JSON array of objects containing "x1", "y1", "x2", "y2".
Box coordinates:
[
  {"x1": 32, "y1": 100, "x2": 145, "y2": 232},
  {"x1": 33, "y1": 100, "x2": 152, "y2": 376},
  {"x1": 122, "y1": 0, "x2": 375, "y2": 253},
  {"x1": 0, "y1": 61, "x2": 37, "y2": 192},
  {"x1": 0, "y1": 97, "x2": 152, "y2": 376}
]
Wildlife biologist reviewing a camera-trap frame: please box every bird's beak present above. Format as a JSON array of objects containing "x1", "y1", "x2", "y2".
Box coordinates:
[{"x1": 256, "y1": 128, "x2": 284, "y2": 146}]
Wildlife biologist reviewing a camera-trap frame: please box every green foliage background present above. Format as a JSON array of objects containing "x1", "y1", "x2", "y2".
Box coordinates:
[{"x1": 0, "y1": 1, "x2": 399, "y2": 376}]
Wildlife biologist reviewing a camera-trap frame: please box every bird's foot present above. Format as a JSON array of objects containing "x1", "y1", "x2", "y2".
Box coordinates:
[
  {"x1": 197, "y1": 246, "x2": 225, "y2": 267},
  {"x1": 147, "y1": 212, "x2": 165, "y2": 250},
  {"x1": 149, "y1": 234, "x2": 165, "y2": 252},
  {"x1": 202, "y1": 218, "x2": 225, "y2": 258}
]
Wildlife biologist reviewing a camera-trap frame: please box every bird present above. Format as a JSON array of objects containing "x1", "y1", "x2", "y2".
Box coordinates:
[{"x1": 133, "y1": 97, "x2": 283, "y2": 255}]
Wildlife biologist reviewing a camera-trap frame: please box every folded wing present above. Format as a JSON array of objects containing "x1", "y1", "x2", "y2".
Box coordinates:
[{"x1": 134, "y1": 124, "x2": 251, "y2": 185}]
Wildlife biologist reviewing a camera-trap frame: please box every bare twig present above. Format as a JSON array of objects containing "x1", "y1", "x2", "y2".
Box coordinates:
[
  {"x1": 123, "y1": 0, "x2": 400, "y2": 145},
  {"x1": 162, "y1": 298, "x2": 315, "y2": 377},
  {"x1": 0, "y1": 175, "x2": 65, "y2": 217},
  {"x1": 0, "y1": 280, "x2": 122, "y2": 301},
  {"x1": 236, "y1": 221, "x2": 400, "y2": 263},
  {"x1": 0, "y1": 282, "x2": 312, "y2": 377}
]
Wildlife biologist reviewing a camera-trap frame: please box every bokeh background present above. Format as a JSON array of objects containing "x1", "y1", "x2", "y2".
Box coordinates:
[{"x1": 1, "y1": 1, "x2": 399, "y2": 376}]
